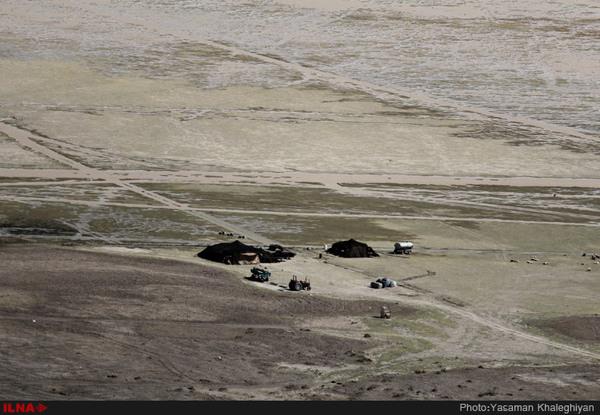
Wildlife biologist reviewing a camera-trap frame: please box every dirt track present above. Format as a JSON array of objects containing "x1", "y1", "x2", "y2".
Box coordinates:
[
  {"x1": 0, "y1": 123, "x2": 276, "y2": 245},
  {"x1": 530, "y1": 316, "x2": 600, "y2": 343},
  {"x1": 1, "y1": 244, "x2": 599, "y2": 400},
  {"x1": 0, "y1": 244, "x2": 386, "y2": 399}
]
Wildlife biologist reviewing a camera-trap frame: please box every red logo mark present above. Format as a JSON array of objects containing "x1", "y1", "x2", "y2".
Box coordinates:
[{"x1": 2, "y1": 403, "x2": 47, "y2": 414}]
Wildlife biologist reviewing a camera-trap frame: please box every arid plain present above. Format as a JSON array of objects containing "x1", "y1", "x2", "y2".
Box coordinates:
[{"x1": 0, "y1": 0, "x2": 599, "y2": 400}]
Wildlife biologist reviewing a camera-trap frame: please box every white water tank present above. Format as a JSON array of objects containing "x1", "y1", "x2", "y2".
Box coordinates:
[{"x1": 395, "y1": 241, "x2": 414, "y2": 249}]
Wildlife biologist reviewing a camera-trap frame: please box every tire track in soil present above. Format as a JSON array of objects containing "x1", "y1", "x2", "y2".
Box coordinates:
[{"x1": 0, "y1": 122, "x2": 277, "y2": 245}]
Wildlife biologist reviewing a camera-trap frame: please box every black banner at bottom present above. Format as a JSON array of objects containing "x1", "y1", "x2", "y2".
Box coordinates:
[{"x1": 0, "y1": 400, "x2": 597, "y2": 415}]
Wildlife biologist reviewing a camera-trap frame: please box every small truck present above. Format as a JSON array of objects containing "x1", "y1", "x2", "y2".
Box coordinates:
[{"x1": 394, "y1": 241, "x2": 414, "y2": 255}]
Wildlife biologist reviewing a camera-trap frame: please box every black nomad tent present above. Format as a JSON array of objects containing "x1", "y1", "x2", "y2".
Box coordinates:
[
  {"x1": 326, "y1": 239, "x2": 379, "y2": 258},
  {"x1": 198, "y1": 240, "x2": 295, "y2": 265}
]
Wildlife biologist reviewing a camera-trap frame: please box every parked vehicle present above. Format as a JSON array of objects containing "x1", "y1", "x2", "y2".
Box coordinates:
[
  {"x1": 289, "y1": 275, "x2": 311, "y2": 291},
  {"x1": 370, "y1": 277, "x2": 397, "y2": 289},
  {"x1": 249, "y1": 267, "x2": 271, "y2": 282},
  {"x1": 394, "y1": 241, "x2": 414, "y2": 255}
]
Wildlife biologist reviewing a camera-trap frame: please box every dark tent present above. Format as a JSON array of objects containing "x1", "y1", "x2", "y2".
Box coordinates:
[
  {"x1": 198, "y1": 240, "x2": 295, "y2": 265},
  {"x1": 265, "y1": 245, "x2": 296, "y2": 261},
  {"x1": 326, "y1": 239, "x2": 379, "y2": 258},
  {"x1": 267, "y1": 244, "x2": 296, "y2": 259}
]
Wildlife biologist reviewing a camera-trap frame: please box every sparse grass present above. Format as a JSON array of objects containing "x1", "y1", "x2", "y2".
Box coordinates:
[
  {"x1": 137, "y1": 182, "x2": 578, "y2": 222},
  {"x1": 86, "y1": 205, "x2": 225, "y2": 241},
  {"x1": 357, "y1": 307, "x2": 455, "y2": 372},
  {"x1": 211, "y1": 212, "x2": 412, "y2": 245},
  {"x1": 522, "y1": 317, "x2": 600, "y2": 354},
  {"x1": 0, "y1": 183, "x2": 151, "y2": 204},
  {"x1": 0, "y1": 200, "x2": 226, "y2": 243},
  {"x1": 364, "y1": 307, "x2": 454, "y2": 339},
  {"x1": 0, "y1": 200, "x2": 81, "y2": 235}
]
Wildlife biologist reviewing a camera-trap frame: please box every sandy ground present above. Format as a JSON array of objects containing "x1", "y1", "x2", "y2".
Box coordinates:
[{"x1": 2, "y1": 60, "x2": 598, "y2": 178}]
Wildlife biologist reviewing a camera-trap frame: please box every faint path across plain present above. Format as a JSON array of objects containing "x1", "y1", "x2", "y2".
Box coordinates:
[
  {"x1": 2, "y1": 167, "x2": 600, "y2": 188},
  {"x1": 0, "y1": 122, "x2": 277, "y2": 245},
  {"x1": 2, "y1": 194, "x2": 600, "y2": 228}
]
